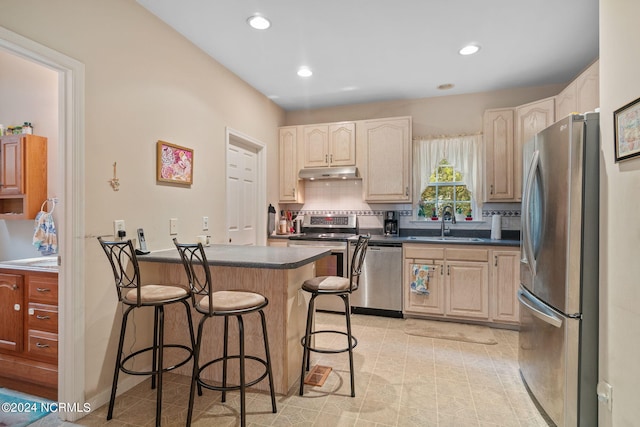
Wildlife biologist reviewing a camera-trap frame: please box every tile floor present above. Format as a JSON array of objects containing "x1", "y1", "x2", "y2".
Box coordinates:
[{"x1": 30, "y1": 313, "x2": 549, "y2": 426}]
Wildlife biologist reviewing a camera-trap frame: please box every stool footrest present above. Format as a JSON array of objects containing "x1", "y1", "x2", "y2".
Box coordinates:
[
  {"x1": 120, "y1": 344, "x2": 193, "y2": 376},
  {"x1": 300, "y1": 329, "x2": 357, "y2": 355},
  {"x1": 197, "y1": 354, "x2": 271, "y2": 391}
]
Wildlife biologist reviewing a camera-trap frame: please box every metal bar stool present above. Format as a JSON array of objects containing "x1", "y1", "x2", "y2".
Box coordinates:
[
  {"x1": 173, "y1": 239, "x2": 277, "y2": 427},
  {"x1": 299, "y1": 234, "x2": 370, "y2": 397},
  {"x1": 97, "y1": 237, "x2": 196, "y2": 427}
]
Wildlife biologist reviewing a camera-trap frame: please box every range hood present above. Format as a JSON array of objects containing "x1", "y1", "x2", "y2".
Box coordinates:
[{"x1": 298, "y1": 166, "x2": 359, "y2": 180}]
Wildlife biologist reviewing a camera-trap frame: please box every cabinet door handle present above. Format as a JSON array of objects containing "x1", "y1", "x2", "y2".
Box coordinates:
[
  {"x1": 325, "y1": 154, "x2": 329, "y2": 163},
  {"x1": 329, "y1": 154, "x2": 333, "y2": 164},
  {"x1": 36, "y1": 288, "x2": 51, "y2": 293},
  {"x1": 447, "y1": 265, "x2": 450, "y2": 275},
  {"x1": 36, "y1": 342, "x2": 50, "y2": 349},
  {"x1": 36, "y1": 315, "x2": 51, "y2": 320},
  {"x1": 490, "y1": 184, "x2": 494, "y2": 195},
  {"x1": 440, "y1": 265, "x2": 443, "y2": 275},
  {"x1": 293, "y1": 188, "x2": 296, "y2": 197},
  {"x1": 494, "y1": 256, "x2": 498, "y2": 267},
  {"x1": 405, "y1": 187, "x2": 409, "y2": 196},
  {"x1": 12, "y1": 284, "x2": 18, "y2": 291}
]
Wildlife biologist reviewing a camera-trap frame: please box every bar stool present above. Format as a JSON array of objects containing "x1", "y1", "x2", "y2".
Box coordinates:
[
  {"x1": 299, "y1": 235, "x2": 370, "y2": 397},
  {"x1": 173, "y1": 239, "x2": 277, "y2": 427},
  {"x1": 97, "y1": 237, "x2": 196, "y2": 427}
]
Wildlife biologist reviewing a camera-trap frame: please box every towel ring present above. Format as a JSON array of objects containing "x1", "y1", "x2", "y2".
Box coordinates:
[{"x1": 40, "y1": 198, "x2": 57, "y2": 214}]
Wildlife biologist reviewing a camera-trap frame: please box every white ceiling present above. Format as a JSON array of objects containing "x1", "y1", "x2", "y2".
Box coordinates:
[{"x1": 137, "y1": 0, "x2": 599, "y2": 112}]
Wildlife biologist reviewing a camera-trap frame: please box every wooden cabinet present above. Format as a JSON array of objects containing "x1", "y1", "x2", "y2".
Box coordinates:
[
  {"x1": 359, "y1": 116, "x2": 412, "y2": 202},
  {"x1": 0, "y1": 134, "x2": 48, "y2": 219},
  {"x1": 278, "y1": 126, "x2": 304, "y2": 203},
  {"x1": 404, "y1": 244, "x2": 489, "y2": 321},
  {"x1": 483, "y1": 109, "x2": 515, "y2": 202},
  {"x1": 267, "y1": 238, "x2": 289, "y2": 247},
  {"x1": 555, "y1": 60, "x2": 600, "y2": 121},
  {"x1": 302, "y1": 122, "x2": 355, "y2": 168},
  {"x1": 0, "y1": 269, "x2": 58, "y2": 400},
  {"x1": 0, "y1": 273, "x2": 24, "y2": 353},
  {"x1": 490, "y1": 249, "x2": 520, "y2": 324},
  {"x1": 404, "y1": 243, "x2": 520, "y2": 326},
  {"x1": 514, "y1": 97, "x2": 555, "y2": 202}
]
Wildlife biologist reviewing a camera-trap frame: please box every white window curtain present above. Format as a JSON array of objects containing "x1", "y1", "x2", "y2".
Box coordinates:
[{"x1": 413, "y1": 134, "x2": 483, "y2": 210}]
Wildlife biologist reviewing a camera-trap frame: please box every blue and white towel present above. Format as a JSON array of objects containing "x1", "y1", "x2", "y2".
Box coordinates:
[
  {"x1": 33, "y1": 211, "x2": 58, "y2": 255},
  {"x1": 410, "y1": 264, "x2": 430, "y2": 295}
]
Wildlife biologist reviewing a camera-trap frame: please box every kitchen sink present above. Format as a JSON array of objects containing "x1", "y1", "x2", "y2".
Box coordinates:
[{"x1": 406, "y1": 236, "x2": 484, "y2": 242}]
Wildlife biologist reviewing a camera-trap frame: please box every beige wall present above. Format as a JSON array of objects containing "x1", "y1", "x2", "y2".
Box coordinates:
[
  {"x1": 0, "y1": 0, "x2": 284, "y2": 400},
  {"x1": 600, "y1": 1, "x2": 640, "y2": 425},
  {"x1": 285, "y1": 84, "x2": 564, "y2": 136}
]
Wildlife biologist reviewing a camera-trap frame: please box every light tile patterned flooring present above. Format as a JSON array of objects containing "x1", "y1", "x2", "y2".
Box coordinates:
[{"x1": 32, "y1": 312, "x2": 548, "y2": 426}]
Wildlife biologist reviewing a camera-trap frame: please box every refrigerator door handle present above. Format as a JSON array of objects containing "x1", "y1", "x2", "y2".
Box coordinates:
[
  {"x1": 522, "y1": 149, "x2": 540, "y2": 276},
  {"x1": 518, "y1": 287, "x2": 563, "y2": 328}
]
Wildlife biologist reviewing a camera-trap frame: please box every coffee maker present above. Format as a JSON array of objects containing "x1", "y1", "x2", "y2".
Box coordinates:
[{"x1": 383, "y1": 211, "x2": 399, "y2": 236}]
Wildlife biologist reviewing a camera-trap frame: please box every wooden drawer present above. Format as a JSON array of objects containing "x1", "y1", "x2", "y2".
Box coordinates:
[
  {"x1": 27, "y1": 303, "x2": 58, "y2": 332},
  {"x1": 445, "y1": 247, "x2": 489, "y2": 262},
  {"x1": 404, "y1": 244, "x2": 445, "y2": 260},
  {"x1": 27, "y1": 330, "x2": 58, "y2": 361},
  {"x1": 27, "y1": 275, "x2": 58, "y2": 305}
]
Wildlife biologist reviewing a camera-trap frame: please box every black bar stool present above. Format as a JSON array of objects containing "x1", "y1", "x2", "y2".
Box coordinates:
[
  {"x1": 299, "y1": 234, "x2": 370, "y2": 397},
  {"x1": 173, "y1": 239, "x2": 277, "y2": 427},
  {"x1": 97, "y1": 237, "x2": 196, "y2": 427}
]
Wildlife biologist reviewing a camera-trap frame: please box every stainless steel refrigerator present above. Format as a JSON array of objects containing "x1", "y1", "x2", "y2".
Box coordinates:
[{"x1": 519, "y1": 113, "x2": 599, "y2": 427}]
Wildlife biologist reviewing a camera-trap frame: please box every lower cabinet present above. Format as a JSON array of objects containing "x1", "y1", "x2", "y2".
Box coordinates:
[
  {"x1": 0, "y1": 269, "x2": 58, "y2": 399},
  {"x1": 403, "y1": 243, "x2": 519, "y2": 326}
]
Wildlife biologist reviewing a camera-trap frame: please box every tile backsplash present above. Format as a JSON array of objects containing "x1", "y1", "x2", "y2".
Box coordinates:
[{"x1": 283, "y1": 179, "x2": 521, "y2": 232}]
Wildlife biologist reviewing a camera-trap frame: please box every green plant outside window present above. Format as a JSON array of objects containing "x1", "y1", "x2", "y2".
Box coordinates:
[{"x1": 418, "y1": 159, "x2": 472, "y2": 218}]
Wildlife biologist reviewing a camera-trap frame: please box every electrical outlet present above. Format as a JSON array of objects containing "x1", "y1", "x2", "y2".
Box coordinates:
[
  {"x1": 202, "y1": 216, "x2": 209, "y2": 231},
  {"x1": 113, "y1": 220, "x2": 126, "y2": 238},
  {"x1": 169, "y1": 218, "x2": 178, "y2": 235}
]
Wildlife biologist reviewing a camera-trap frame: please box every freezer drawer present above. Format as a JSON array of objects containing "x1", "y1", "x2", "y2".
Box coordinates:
[{"x1": 518, "y1": 286, "x2": 580, "y2": 427}]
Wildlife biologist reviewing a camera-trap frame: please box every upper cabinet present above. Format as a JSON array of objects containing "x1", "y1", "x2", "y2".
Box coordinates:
[
  {"x1": 556, "y1": 60, "x2": 600, "y2": 121},
  {"x1": 0, "y1": 134, "x2": 48, "y2": 219},
  {"x1": 514, "y1": 97, "x2": 555, "y2": 201},
  {"x1": 302, "y1": 122, "x2": 355, "y2": 168},
  {"x1": 278, "y1": 127, "x2": 304, "y2": 203},
  {"x1": 359, "y1": 117, "x2": 412, "y2": 202},
  {"x1": 483, "y1": 109, "x2": 515, "y2": 202}
]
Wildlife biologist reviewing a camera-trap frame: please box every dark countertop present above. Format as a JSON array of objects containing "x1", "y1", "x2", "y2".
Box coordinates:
[
  {"x1": 138, "y1": 244, "x2": 331, "y2": 270},
  {"x1": 362, "y1": 235, "x2": 520, "y2": 247}
]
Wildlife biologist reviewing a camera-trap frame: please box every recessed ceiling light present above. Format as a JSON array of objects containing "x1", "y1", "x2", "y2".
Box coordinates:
[
  {"x1": 247, "y1": 14, "x2": 271, "y2": 30},
  {"x1": 459, "y1": 44, "x2": 480, "y2": 55},
  {"x1": 297, "y1": 66, "x2": 313, "y2": 77},
  {"x1": 438, "y1": 83, "x2": 455, "y2": 90}
]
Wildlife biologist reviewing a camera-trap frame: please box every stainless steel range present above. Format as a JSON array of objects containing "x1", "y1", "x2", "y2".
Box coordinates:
[{"x1": 288, "y1": 214, "x2": 357, "y2": 313}]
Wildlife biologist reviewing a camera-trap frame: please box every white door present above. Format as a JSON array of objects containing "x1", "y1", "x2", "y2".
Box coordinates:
[{"x1": 227, "y1": 143, "x2": 258, "y2": 245}]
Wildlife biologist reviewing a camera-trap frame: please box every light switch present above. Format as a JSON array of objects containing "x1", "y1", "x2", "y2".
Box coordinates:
[
  {"x1": 169, "y1": 218, "x2": 178, "y2": 235},
  {"x1": 202, "y1": 216, "x2": 209, "y2": 231}
]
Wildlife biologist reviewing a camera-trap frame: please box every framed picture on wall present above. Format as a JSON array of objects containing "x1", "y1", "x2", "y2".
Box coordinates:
[
  {"x1": 156, "y1": 140, "x2": 194, "y2": 185},
  {"x1": 614, "y1": 96, "x2": 640, "y2": 162}
]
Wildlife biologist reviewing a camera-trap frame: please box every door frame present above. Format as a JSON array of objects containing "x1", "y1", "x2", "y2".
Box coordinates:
[
  {"x1": 0, "y1": 27, "x2": 85, "y2": 420},
  {"x1": 225, "y1": 127, "x2": 267, "y2": 246}
]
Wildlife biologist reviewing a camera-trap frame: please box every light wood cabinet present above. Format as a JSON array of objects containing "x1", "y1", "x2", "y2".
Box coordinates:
[
  {"x1": 483, "y1": 109, "x2": 515, "y2": 202},
  {"x1": 278, "y1": 126, "x2": 304, "y2": 203},
  {"x1": 0, "y1": 134, "x2": 48, "y2": 219},
  {"x1": 555, "y1": 60, "x2": 600, "y2": 121},
  {"x1": 0, "y1": 269, "x2": 58, "y2": 400},
  {"x1": 491, "y1": 249, "x2": 520, "y2": 324},
  {"x1": 514, "y1": 97, "x2": 555, "y2": 202},
  {"x1": 403, "y1": 244, "x2": 489, "y2": 321},
  {"x1": 404, "y1": 243, "x2": 520, "y2": 326},
  {"x1": 267, "y1": 238, "x2": 289, "y2": 247},
  {"x1": 359, "y1": 116, "x2": 412, "y2": 202},
  {"x1": 302, "y1": 122, "x2": 355, "y2": 168}
]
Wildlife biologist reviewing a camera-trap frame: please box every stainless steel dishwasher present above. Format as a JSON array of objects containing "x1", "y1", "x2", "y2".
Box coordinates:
[{"x1": 349, "y1": 240, "x2": 402, "y2": 317}]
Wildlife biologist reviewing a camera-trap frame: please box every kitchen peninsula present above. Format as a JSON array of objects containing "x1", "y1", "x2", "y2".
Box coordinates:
[{"x1": 137, "y1": 244, "x2": 329, "y2": 394}]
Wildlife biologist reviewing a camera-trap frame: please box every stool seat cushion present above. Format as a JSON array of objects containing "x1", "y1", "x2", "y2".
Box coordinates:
[
  {"x1": 199, "y1": 290, "x2": 266, "y2": 311},
  {"x1": 124, "y1": 284, "x2": 188, "y2": 304},
  {"x1": 302, "y1": 276, "x2": 349, "y2": 292}
]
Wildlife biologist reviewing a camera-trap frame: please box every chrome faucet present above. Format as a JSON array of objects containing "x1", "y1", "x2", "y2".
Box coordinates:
[{"x1": 441, "y1": 205, "x2": 456, "y2": 237}]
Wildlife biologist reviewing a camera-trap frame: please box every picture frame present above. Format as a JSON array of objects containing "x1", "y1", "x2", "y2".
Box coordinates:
[
  {"x1": 156, "y1": 140, "x2": 193, "y2": 185},
  {"x1": 614, "y1": 96, "x2": 640, "y2": 162}
]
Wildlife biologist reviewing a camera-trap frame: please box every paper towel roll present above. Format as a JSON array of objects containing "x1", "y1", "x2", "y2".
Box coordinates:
[{"x1": 491, "y1": 214, "x2": 502, "y2": 240}]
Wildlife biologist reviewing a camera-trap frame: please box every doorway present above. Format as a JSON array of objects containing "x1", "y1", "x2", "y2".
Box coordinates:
[
  {"x1": 0, "y1": 27, "x2": 85, "y2": 420},
  {"x1": 225, "y1": 128, "x2": 267, "y2": 246}
]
